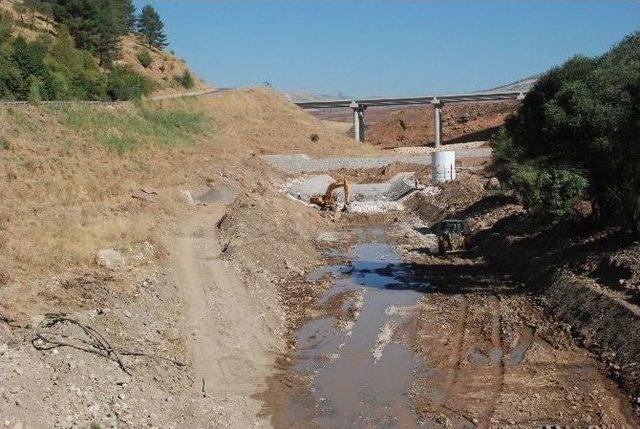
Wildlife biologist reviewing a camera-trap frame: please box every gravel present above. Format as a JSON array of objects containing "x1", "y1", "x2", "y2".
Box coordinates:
[{"x1": 263, "y1": 148, "x2": 491, "y2": 173}]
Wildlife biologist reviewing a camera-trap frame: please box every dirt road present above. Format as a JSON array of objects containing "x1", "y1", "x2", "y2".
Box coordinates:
[{"x1": 173, "y1": 204, "x2": 281, "y2": 428}]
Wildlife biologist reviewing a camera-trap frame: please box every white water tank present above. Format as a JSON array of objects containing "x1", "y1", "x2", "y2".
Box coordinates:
[{"x1": 431, "y1": 151, "x2": 456, "y2": 183}]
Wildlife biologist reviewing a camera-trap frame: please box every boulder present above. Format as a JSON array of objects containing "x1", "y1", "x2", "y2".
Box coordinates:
[{"x1": 95, "y1": 249, "x2": 125, "y2": 270}]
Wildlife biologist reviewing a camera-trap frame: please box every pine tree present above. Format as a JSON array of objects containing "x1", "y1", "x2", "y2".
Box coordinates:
[
  {"x1": 41, "y1": 0, "x2": 135, "y2": 66},
  {"x1": 137, "y1": 5, "x2": 168, "y2": 49}
]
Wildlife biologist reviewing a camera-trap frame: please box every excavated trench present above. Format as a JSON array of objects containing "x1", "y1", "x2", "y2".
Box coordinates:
[{"x1": 262, "y1": 168, "x2": 639, "y2": 429}]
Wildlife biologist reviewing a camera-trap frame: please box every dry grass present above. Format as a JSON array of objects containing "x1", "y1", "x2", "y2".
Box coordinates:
[
  {"x1": 117, "y1": 35, "x2": 211, "y2": 96},
  {"x1": 0, "y1": 88, "x2": 379, "y2": 317}
]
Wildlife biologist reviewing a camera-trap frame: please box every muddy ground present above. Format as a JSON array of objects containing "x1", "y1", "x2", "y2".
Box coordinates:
[{"x1": 258, "y1": 170, "x2": 640, "y2": 429}]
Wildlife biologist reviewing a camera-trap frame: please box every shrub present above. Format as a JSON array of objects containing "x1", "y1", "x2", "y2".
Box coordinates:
[
  {"x1": 174, "y1": 70, "x2": 194, "y2": 89},
  {"x1": 510, "y1": 163, "x2": 588, "y2": 217},
  {"x1": 492, "y1": 31, "x2": 640, "y2": 229},
  {"x1": 0, "y1": 11, "x2": 12, "y2": 41},
  {"x1": 309, "y1": 133, "x2": 319, "y2": 143},
  {"x1": 0, "y1": 27, "x2": 112, "y2": 101},
  {"x1": 106, "y1": 65, "x2": 154, "y2": 100},
  {"x1": 137, "y1": 49, "x2": 152, "y2": 68}
]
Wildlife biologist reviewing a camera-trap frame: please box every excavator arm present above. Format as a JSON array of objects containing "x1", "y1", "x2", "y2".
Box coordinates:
[{"x1": 310, "y1": 178, "x2": 349, "y2": 210}]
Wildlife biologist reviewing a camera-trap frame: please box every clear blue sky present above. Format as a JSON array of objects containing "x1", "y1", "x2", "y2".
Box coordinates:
[{"x1": 134, "y1": 1, "x2": 639, "y2": 97}]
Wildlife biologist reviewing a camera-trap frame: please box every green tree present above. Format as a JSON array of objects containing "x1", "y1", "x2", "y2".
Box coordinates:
[
  {"x1": 492, "y1": 32, "x2": 640, "y2": 230},
  {"x1": 137, "y1": 5, "x2": 167, "y2": 49},
  {"x1": 42, "y1": 0, "x2": 134, "y2": 66}
]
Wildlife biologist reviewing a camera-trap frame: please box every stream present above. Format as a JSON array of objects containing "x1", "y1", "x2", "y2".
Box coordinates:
[{"x1": 285, "y1": 229, "x2": 428, "y2": 428}]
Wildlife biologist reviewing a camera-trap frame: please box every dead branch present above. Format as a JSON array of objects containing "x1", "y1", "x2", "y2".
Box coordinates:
[{"x1": 32, "y1": 315, "x2": 185, "y2": 375}]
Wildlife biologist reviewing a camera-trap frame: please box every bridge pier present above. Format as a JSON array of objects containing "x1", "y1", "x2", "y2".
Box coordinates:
[
  {"x1": 431, "y1": 97, "x2": 443, "y2": 149},
  {"x1": 350, "y1": 101, "x2": 366, "y2": 142}
]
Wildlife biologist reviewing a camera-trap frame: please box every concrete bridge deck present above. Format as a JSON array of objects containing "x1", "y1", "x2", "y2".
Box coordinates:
[{"x1": 294, "y1": 90, "x2": 526, "y2": 145}]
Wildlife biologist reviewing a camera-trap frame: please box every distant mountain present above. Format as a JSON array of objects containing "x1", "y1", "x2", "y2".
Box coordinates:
[{"x1": 483, "y1": 74, "x2": 542, "y2": 93}]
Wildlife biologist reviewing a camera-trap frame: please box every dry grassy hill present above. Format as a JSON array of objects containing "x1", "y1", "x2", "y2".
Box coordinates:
[{"x1": 0, "y1": 88, "x2": 372, "y2": 319}]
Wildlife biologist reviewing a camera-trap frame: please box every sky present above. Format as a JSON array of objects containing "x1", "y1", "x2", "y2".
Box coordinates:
[{"x1": 134, "y1": 1, "x2": 640, "y2": 97}]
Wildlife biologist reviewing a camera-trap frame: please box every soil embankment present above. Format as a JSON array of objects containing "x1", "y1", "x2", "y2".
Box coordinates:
[{"x1": 477, "y1": 215, "x2": 640, "y2": 402}]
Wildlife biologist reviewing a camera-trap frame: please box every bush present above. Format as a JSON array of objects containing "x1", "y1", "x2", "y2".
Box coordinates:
[
  {"x1": 0, "y1": 24, "x2": 161, "y2": 102},
  {"x1": 510, "y1": 163, "x2": 588, "y2": 217},
  {"x1": 309, "y1": 133, "x2": 319, "y2": 143},
  {"x1": 174, "y1": 70, "x2": 194, "y2": 89},
  {"x1": 137, "y1": 49, "x2": 152, "y2": 68},
  {"x1": 492, "y1": 31, "x2": 640, "y2": 229},
  {"x1": 106, "y1": 65, "x2": 154, "y2": 100}
]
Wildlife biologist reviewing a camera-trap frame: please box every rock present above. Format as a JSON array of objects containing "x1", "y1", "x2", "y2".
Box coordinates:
[
  {"x1": 95, "y1": 249, "x2": 125, "y2": 271},
  {"x1": 115, "y1": 376, "x2": 130, "y2": 386},
  {"x1": 180, "y1": 190, "x2": 195, "y2": 205},
  {"x1": 0, "y1": 343, "x2": 7, "y2": 356},
  {"x1": 486, "y1": 177, "x2": 501, "y2": 190},
  {"x1": 88, "y1": 404, "x2": 100, "y2": 418}
]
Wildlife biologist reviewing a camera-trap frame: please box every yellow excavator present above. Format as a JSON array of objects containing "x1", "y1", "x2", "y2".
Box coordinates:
[{"x1": 309, "y1": 178, "x2": 350, "y2": 211}]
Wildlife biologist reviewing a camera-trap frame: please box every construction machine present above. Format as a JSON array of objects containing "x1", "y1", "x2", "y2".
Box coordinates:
[
  {"x1": 434, "y1": 219, "x2": 472, "y2": 255},
  {"x1": 310, "y1": 178, "x2": 350, "y2": 211}
]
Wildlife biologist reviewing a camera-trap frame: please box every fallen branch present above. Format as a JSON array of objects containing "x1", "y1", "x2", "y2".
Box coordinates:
[
  {"x1": 32, "y1": 315, "x2": 185, "y2": 375},
  {"x1": 33, "y1": 331, "x2": 132, "y2": 375}
]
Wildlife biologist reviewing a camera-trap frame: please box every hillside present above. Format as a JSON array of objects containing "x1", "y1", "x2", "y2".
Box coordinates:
[
  {"x1": 0, "y1": 0, "x2": 209, "y2": 100},
  {"x1": 117, "y1": 34, "x2": 209, "y2": 97},
  {"x1": 366, "y1": 100, "x2": 518, "y2": 148},
  {"x1": 0, "y1": 87, "x2": 381, "y2": 427}
]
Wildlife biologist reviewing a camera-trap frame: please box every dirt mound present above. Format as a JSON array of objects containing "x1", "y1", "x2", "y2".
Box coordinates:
[{"x1": 367, "y1": 100, "x2": 518, "y2": 148}]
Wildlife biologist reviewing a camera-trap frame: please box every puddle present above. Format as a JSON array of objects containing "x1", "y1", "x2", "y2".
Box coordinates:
[
  {"x1": 285, "y1": 234, "x2": 428, "y2": 428},
  {"x1": 508, "y1": 326, "x2": 534, "y2": 366}
]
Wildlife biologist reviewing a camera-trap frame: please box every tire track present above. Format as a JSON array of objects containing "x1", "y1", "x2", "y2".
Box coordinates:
[
  {"x1": 478, "y1": 295, "x2": 506, "y2": 429},
  {"x1": 440, "y1": 295, "x2": 469, "y2": 409}
]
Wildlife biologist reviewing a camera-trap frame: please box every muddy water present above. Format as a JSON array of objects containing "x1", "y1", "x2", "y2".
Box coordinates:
[{"x1": 287, "y1": 231, "x2": 427, "y2": 428}]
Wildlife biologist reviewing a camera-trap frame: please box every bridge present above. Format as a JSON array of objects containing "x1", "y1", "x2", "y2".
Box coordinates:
[{"x1": 294, "y1": 90, "x2": 526, "y2": 146}]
